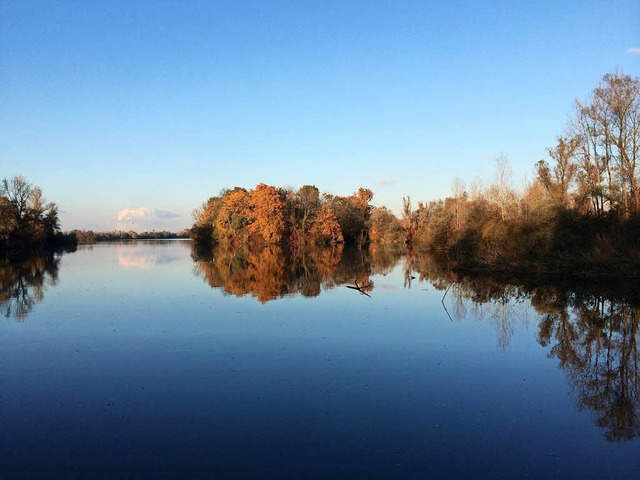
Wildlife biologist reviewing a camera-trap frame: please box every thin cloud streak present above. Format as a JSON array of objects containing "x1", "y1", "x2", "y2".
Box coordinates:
[
  {"x1": 156, "y1": 210, "x2": 182, "y2": 219},
  {"x1": 377, "y1": 179, "x2": 398, "y2": 186},
  {"x1": 627, "y1": 47, "x2": 640, "y2": 54}
]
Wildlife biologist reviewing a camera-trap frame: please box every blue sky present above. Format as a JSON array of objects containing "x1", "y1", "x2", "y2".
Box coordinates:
[{"x1": 1, "y1": 1, "x2": 638, "y2": 231}]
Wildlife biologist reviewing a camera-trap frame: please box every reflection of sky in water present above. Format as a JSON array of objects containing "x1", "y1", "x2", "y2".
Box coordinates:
[
  {"x1": 1, "y1": 241, "x2": 639, "y2": 478},
  {"x1": 117, "y1": 248, "x2": 180, "y2": 269}
]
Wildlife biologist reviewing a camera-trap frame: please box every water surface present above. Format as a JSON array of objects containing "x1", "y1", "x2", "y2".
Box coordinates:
[{"x1": 1, "y1": 241, "x2": 639, "y2": 478}]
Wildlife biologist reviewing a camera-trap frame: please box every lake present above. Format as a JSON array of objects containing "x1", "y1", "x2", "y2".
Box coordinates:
[{"x1": 1, "y1": 240, "x2": 639, "y2": 479}]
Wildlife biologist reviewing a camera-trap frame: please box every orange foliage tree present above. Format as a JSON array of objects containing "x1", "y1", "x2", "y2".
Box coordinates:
[
  {"x1": 215, "y1": 188, "x2": 250, "y2": 241},
  {"x1": 246, "y1": 183, "x2": 287, "y2": 244},
  {"x1": 193, "y1": 183, "x2": 383, "y2": 246},
  {"x1": 310, "y1": 205, "x2": 344, "y2": 245}
]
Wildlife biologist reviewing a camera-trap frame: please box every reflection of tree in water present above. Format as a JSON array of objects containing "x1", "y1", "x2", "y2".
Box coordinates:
[
  {"x1": 192, "y1": 244, "x2": 402, "y2": 303},
  {"x1": 414, "y1": 263, "x2": 528, "y2": 348},
  {"x1": 454, "y1": 278, "x2": 529, "y2": 349},
  {"x1": 0, "y1": 253, "x2": 60, "y2": 320},
  {"x1": 416, "y1": 258, "x2": 640, "y2": 442},
  {"x1": 535, "y1": 289, "x2": 640, "y2": 442},
  {"x1": 194, "y1": 245, "x2": 640, "y2": 441}
]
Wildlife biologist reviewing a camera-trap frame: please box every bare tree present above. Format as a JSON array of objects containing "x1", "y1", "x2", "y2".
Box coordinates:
[
  {"x1": 469, "y1": 176, "x2": 485, "y2": 202},
  {"x1": 2, "y1": 176, "x2": 32, "y2": 224},
  {"x1": 569, "y1": 72, "x2": 640, "y2": 216},
  {"x1": 489, "y1": 155, "x2": 514, "y2": 221},
  {"x1": 451, "y1": 177, "x2": 466, "y2": 231}
]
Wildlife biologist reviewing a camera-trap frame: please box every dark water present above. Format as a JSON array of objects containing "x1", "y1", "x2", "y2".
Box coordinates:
[{"x1": 1, "y1": 241, "x2": 639, "y2": 479}]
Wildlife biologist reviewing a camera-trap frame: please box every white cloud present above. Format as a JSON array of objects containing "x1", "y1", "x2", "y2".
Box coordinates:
[
  {"x1": 117, "y1": 207, "x2": 181, "y2": 222},
  {"x1": 118, "y1": 207, "x2": 155, "y2": 222},
  {"x1": 116, "y1": 207, "x2": 182, "y2": 231},
  {"x1": 627, "y1": 47, "x2": 640, "y2": 54}
]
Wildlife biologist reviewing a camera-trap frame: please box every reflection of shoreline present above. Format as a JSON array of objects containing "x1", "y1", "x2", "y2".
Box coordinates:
[
  {"x1": 195, "y1": 244, "x2": 640, "y2": 443},
  {"x1": 191, "y1": 244, "x2": 398, "y2": 303},
  {"x1": 430, "y1": 269, "x2": 640, "y2": 443},
  {"x1": 0, "y1": 253, "x2": 61, "y2": 321}
]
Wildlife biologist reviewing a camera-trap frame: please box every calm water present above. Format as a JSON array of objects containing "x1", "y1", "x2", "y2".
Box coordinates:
[{"x1": 1, "y1": 241, "x2": 639, "y2": 479}]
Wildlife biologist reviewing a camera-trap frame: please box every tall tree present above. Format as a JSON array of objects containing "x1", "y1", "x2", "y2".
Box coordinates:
[
  {"x1": 570, "y1": 72, "x2": 640, "y2": 215},
  {"x1": 401, "y1": 196, "x2": 417, "y2": 243},
  {"x1": 246, "y1": 183, "x2": 287, "y2": 244},
  {"x1": 295, "y1": 185, "x2": 321, "y2": 240},
  {"x1": 489, "y1": 155, "x2": 514, "y2": 221}
]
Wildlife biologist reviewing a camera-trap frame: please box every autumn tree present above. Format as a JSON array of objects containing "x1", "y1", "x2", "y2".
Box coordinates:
[
  {"x1": 412, "y1": 199, "x2": 452, "y2": 249},
  {"x1": 368, "y1": 207, "x2": 404, "y2": 244},
  {"x1": 215, "y1": 188, "x2": 250, "y2": 242},
  {"x1": 309, "y1": 205, "x2": 344, "y2": 245},
  {"x1": 545, "y1": 135, "x2": 580, "y2": 207},
  {"x1": 191, "y1": 196, "x2": 222, "y2": 243},
  {"x1": 246, "y1": 183, "x2": 287, "y2": 244}
]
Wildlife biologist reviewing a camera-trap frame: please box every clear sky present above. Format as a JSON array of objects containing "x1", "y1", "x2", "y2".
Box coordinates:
[{"x1": 1, "y1": 1, "x2": 638, "y2": 231}]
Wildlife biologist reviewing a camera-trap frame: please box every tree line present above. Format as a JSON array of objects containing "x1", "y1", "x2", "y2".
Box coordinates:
[
  {"x1": 70, "y1": 229, "x2": 190, "y2": 244},
  {"x1": 0, "y1": 176, "x2": 191, "y2": 254},
  {"x1": 403, "y1": 70, "x2": 640, "y2": 273},
  {"x1": 192, "y1": 184, "x2": 376, "y2": 247},
  {"x1": 193, "y1": 71, "x2": 638, "y2": 274},
  {"x1": 193, "y1": 243, "x2": 387, "y2": 303}
]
